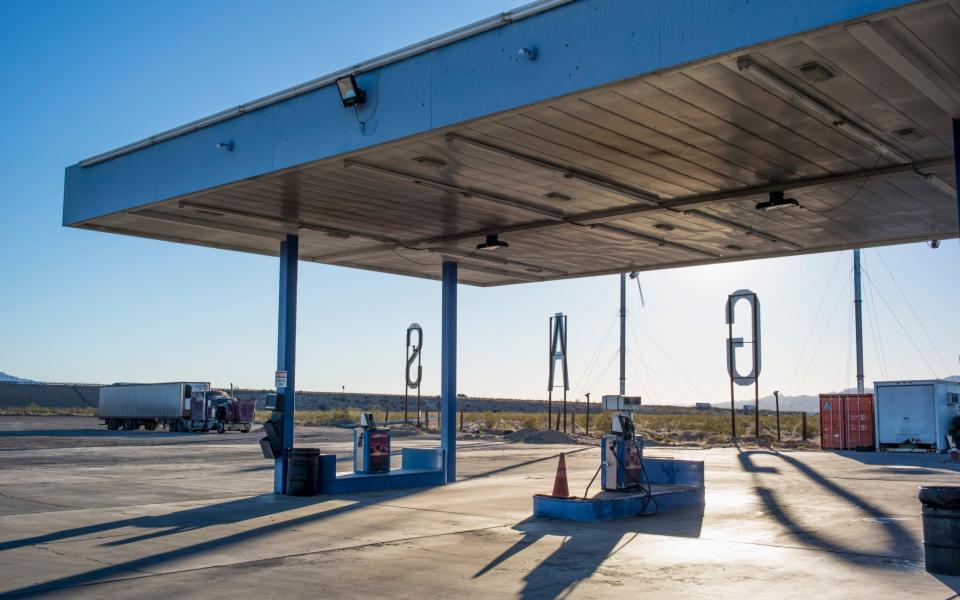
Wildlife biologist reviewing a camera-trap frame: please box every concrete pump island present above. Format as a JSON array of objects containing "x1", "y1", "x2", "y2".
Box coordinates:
[{"x1": 2, "y1": 0, "x2": 960, "y2": 597}]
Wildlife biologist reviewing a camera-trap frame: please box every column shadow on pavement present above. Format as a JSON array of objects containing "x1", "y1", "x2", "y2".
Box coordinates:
[
  {"x1": 0, "y1": 486, "x2": 425, "y2": 597},
  {"x1": 475, "y1": 506, "x2": 704, "y2": 599},
  {"x1": 738, "y1": 449, "x2": 921, "y2": 563}
]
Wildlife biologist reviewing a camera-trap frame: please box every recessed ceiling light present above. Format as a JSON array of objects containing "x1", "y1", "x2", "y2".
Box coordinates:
[
  {"x1": 797, "y1": 62, "x2": 837, "y2": 83},
  {"x1": 653, "y1": 223, "x2": 675, "y2": 232},
  {"x1": 545, "y1": 192, "x2": 572, "y2": 202},
  {"x1": 412, "y1": 156, "x2": 448, "y2": 168},
  {"x1": 894, "y1": 128, "x2": 925, "y2": 143},
  {"x1": 725, "y1": 244, "x2": 744, "y2": 252}
]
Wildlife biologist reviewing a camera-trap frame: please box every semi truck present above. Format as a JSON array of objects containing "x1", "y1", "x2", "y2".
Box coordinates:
[{"x1": 98, "y1": 382, "x2": 255, "y2": 433}]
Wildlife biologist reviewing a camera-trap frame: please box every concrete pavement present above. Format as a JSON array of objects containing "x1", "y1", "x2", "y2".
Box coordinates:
[{"x1": 0, "y1": 416, "x2": 958, "y2": 598}]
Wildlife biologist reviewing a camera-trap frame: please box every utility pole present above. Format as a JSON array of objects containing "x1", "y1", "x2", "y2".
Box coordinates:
[
  {"x1": 619, "y1": 273, "x2": 626, "y2": 396},
  {"x1": 853, "y1": 249, "x2": 865, "y2": 394}
]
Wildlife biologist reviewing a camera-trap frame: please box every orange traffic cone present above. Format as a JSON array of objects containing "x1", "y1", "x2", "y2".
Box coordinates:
[{"x1": 551, "y1": 452, "x2": 569, "y2": 498}]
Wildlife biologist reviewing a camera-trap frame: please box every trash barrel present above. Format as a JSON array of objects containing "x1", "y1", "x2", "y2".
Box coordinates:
[
  {"x1": 286, "y1": 448, "x2": 321, "y2": 496},
  {"x1": 918, "y1": 486, "x2": 960, "y2": 575}
]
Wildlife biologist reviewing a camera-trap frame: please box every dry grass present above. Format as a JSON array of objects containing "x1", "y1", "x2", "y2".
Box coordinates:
[
  {"x1": 290, "y1": 408, "x2": 818, "y2": 446},
  {"x1": 2, "y1": 405, "x2": 819, "y2": 446}
]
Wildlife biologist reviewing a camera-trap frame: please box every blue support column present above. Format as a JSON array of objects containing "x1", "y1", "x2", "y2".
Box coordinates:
[
  {"x1": 954, "y1": 119, "x2": 959, "y2": 237},
  {"x1": 275, "y1": 234, "x2": 298, "y2": 494},
  {"x1": 440, "y1": 261, "x2": 458, "y2": 483}
]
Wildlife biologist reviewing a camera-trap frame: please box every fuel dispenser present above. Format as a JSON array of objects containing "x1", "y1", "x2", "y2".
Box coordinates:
[
  {"x1": 259, "y1": 392, "x2": 285, "y2": 459},
  {"x1": 600, "y1": 395, "x2": 647, "y2": 491},
  {"x1": 354, "y1": 413, "x2": 391, "y2": 474}
]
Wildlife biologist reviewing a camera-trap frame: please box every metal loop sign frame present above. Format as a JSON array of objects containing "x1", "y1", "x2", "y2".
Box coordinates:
[{"x1": 725, "y1": 289, "x2": 761, "y2": 386}]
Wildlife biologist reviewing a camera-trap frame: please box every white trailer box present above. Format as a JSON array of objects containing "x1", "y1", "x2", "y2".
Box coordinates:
[
  {"x1": 98, "y1": 382, "x2": 209, "y2": 419},
  {"x1": 874, "y1": 380, "x2": 960, "y2": 451}
]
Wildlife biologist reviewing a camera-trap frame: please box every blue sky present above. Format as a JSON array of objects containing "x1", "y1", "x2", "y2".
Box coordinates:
[{"x1": 1, "y1": 0, "x2": 957, "y2": 406}]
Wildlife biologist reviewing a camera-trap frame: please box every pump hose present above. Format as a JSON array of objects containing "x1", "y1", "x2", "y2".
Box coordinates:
[{"x1": 583, "y1": 464, "x2": 602, "y2": 499}]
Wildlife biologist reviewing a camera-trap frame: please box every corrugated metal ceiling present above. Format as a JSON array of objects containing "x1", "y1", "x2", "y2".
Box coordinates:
[{"x1": 81, "y1": 0, "x2": 960, "y2": 285}]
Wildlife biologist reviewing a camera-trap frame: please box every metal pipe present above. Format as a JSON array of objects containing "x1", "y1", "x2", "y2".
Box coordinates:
[
  {"x1": 853, "y1": 249, "x2": 865, "y2": 394},
  {"x1": 440, "y1": 261, "x2": 458, "y2": 482},
  {"x1": 774, "y1": 390, "x2": 781, "y2": 443},
  {"x1": 78, "y1": 0, "x2": 576, "y2": 167},
  {"x1": 753, "y1": 293, "x2": 760, "y2": 439},
  {"x1": 344, "y1": 161, "x2": 565, "y2": 219},
  {"x1": 590, "y1": 223, "x2": 718, "y2": 257},
  {"x1": 585, "y1": 392, "x2": 590, "y2": 436},
  {"x1": 445, "y1": 133, "x2": 660, "y2": 206},
  {"x1": 619, "y1": 273, "x2": 626, "y2": 396},
  {"x1": 563, "y1": 315, "x2": 569, "y2": 433},
  {"x1": 547, "y1": 315, "x2": 553, "y2": 430},
  {"x1": 729, "y1": 315, "x2": 736, "y2": 440}
]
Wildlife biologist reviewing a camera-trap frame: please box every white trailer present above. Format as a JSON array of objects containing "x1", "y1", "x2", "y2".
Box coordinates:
[
  {"x1": 98, "y1": 382, "x2": 208, "y2": 431},
  {"x1": 874, "y1": 380, "x2": 960, "y2": 452}
]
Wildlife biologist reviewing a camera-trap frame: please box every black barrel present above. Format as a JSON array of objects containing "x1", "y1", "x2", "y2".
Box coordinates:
[
  {"x1": 918, "y1": 486, "x2": 960, "y2": 575},
  {"x1": 286, "y1": 448, "x2": 321, "y2": 496}
]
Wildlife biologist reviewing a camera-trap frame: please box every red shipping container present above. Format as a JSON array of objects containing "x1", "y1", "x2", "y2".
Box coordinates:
[{"x1": 819, "y1": 394, "x2": 875, "y2": 451}]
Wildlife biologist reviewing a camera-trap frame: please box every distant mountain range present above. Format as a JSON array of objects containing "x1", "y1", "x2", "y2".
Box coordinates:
[
  {"x1": 0, "y1": 372, "x2": 36, "y2": 384},
  {"x1": 716, "y1": 375, "x2": 960, "y2": 414}
]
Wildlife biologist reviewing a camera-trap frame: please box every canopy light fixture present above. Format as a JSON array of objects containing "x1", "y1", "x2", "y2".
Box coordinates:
[
  {"x1": 653, "y1": 223, "x2": 675, "y2": 232},
  {"x1": 335, "y1": 75, "x2": 366, "y2": 107},
  {"x1": 921, "y1": 173, "x2": 956, "y2": 197},
  {"x1": 545, "y1": 191, "x2": 572, "y2": 202},
  {"x1": 477, "y1": 234, "x2": 509, "y2": 251},
  {"x1": 797, "y1": 62, "x2": 837, "y2": 83},
  {"x1": 755, "y1": 191, "x2": 800, "y2": 211},
  {"x1": 736, "y1": 58, "x2": 910, "y2": 163},
  {"x1": 412, "y1": 155, "x2": 448, "y2": 168},
  {"x1": 895, "y1": 128, "x2": 925, "y2": 143},
  {"x1": 725, "y1": 244, "x2": 744, "y2": 252}
]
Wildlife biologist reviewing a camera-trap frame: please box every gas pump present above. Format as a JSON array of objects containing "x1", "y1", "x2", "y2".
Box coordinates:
[
  {"x1": 353, "y1": 413, "x2": 391, "y2": 474},
  {"x1": 600, "y1": 395, "x2": 647, "y2": 491}
]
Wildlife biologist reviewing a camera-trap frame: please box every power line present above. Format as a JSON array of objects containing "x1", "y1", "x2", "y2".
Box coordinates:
[
  {"x1": 583, "y1": 350, "x2": 620, "y2": 398},
  {"x1": 785, "y1": 252, "x2": 845, "y2": 394},
  {"x1": 570, "y1": 311, "x2": 618, "y2": 401},
  {"x1": 627, "y1": 314, "x2": 710, "y2": 403},
  {"x1": 863, "y1": 271, "x2": 940, "y2": 379},
  {"x1": 795, "y1": 270, "x2": 854, "y2": 395},
  {"x1": 845, "y1": 296, "x2": 854, "y2": 391},
  {"x1": 872, "y1": 249, "x2": 952, "y2": 376},
  {"x1": 861, "y1": 256, "x2": 889, "y2": 380}
]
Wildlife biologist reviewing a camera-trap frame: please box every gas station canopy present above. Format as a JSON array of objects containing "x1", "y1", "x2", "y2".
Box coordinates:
[{"x1": 63, "y1": 0, "x2": 959, "y2": 286}]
